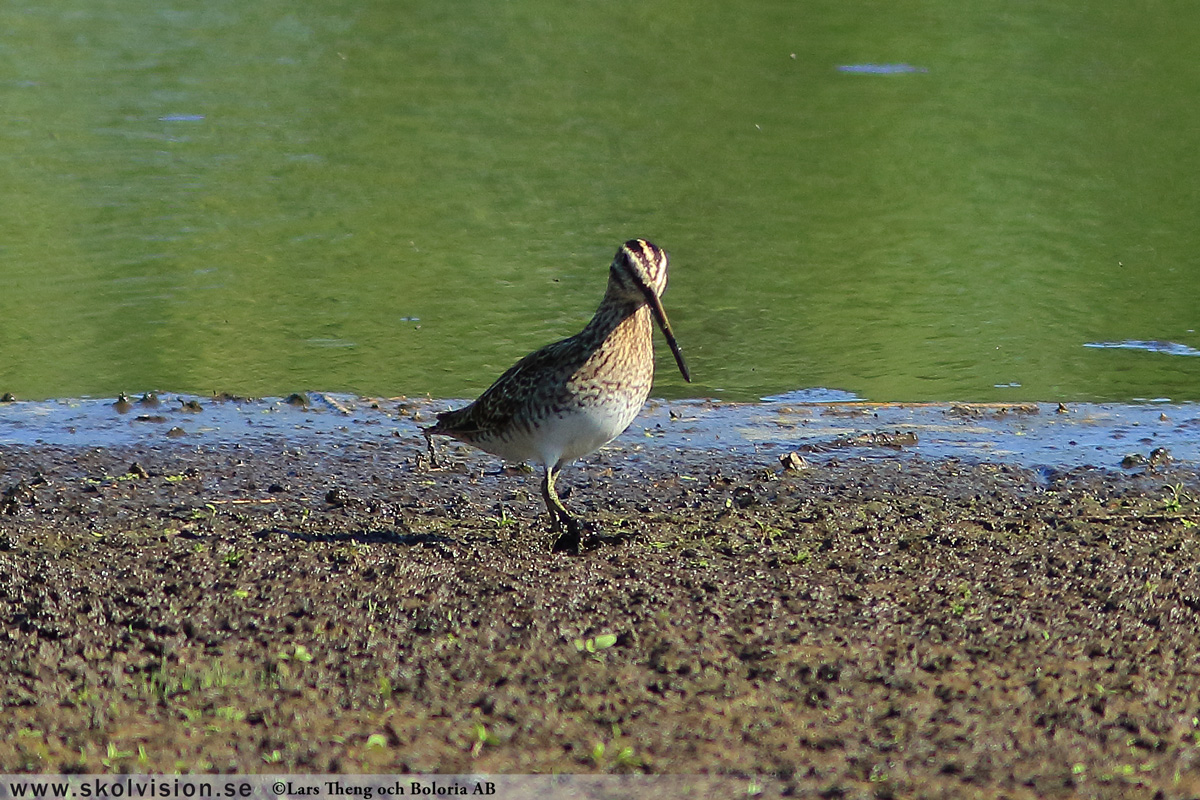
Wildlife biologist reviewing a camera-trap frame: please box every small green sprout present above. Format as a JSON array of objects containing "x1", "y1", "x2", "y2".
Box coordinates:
[
  {"x1": 471, "y1": 723, "x2": 499, "y2": 757},
  {"x1": 277, "y1": 644, "x2": 313, "y2": 662},
  {"x1": 574, "y1": 633, "x2": 618, "y2": 654}
]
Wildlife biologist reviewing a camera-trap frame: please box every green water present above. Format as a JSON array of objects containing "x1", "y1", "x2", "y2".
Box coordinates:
[{"x1": 3, "y1": 1, "x2": 1199, "y2": 403}]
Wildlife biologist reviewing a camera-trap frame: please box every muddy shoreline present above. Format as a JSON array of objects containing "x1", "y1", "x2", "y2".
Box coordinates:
[{"x1": 2, "y1": 400, "x2": 1200, "y2": 798}]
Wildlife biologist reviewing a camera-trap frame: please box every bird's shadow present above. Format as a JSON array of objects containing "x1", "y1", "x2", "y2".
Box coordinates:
[{"x1": 259, "y1": 527, "x2": 457, "y2": 546}]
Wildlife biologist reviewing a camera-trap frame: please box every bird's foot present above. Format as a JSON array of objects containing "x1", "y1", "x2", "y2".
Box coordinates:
[
  {"x1": 551, "y1": 526, "x2": 582, "y2": 554},
  {"x1": 420, "y1": 432, "x2": 444, "y2": 470},
  {"x1": 549, "y1": 520, "x2": 597, "y2": 556}
]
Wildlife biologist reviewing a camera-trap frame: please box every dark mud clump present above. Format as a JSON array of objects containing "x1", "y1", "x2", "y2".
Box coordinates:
[{"x1": 2, "y1": 438, "x2": 1200, "y2": 798}]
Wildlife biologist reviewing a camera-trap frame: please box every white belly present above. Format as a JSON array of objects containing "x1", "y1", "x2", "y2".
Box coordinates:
[{"x1": 477, "y1": 396, "x2": 644, "y2": 470}]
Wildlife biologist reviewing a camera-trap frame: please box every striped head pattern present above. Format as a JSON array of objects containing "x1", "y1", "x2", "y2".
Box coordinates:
[
  {"x1": 607, "y1": 238, "x2": 690, "y2": 382},
  {"x1": 609, "y1": 238, "x2": 669, "y2": 301}
]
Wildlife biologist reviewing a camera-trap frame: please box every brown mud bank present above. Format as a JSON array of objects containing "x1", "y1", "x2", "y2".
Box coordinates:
[{"x1": 1, "y1": 398, "x2": 1200, "y2": 798}]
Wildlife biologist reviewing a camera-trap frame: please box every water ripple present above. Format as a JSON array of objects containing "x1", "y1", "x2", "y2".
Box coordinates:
[
  {"x1": 1083, "y1": 340, "x2": 1200, "y2": 357},
  {"x1": 837, "y1": 63, "x2": 928, "y2": 74}
]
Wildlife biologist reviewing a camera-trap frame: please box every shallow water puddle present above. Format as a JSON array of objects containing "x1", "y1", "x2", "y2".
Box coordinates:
[{"x1": 1, "y1": 393, "x2": 1195, "y2": 472}]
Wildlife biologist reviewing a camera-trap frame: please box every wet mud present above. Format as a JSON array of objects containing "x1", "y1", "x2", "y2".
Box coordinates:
[{"x1": 2, "y1": 399, "x2": 1200, "y2": 798}]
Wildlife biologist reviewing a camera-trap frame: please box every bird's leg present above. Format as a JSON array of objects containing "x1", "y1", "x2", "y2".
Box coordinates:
[
  {"x1": 544, "y1": 465, "x2": 583, "y2": 554},
  {"x1": 541, "y1": 466, "x2": 563, "y2": 532},
  {"x1": 422, "y1": 428, "x2": 449, "y2": 471},
  {"x1": 542, "y1": 464, "x2": 573, "y2": 531},
  {"x1": 421, "y1": 430, "x2": 438, "y2": 469}
]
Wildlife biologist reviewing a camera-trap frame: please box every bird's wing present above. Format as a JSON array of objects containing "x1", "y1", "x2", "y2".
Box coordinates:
[{"x1": 429, "y1": 337, "x2": 584, "y2": 437}]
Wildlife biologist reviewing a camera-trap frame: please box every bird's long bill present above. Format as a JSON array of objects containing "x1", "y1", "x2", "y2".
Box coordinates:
[{"x1": 644, "y1": 288, "x2": 691, "y2": 382}]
